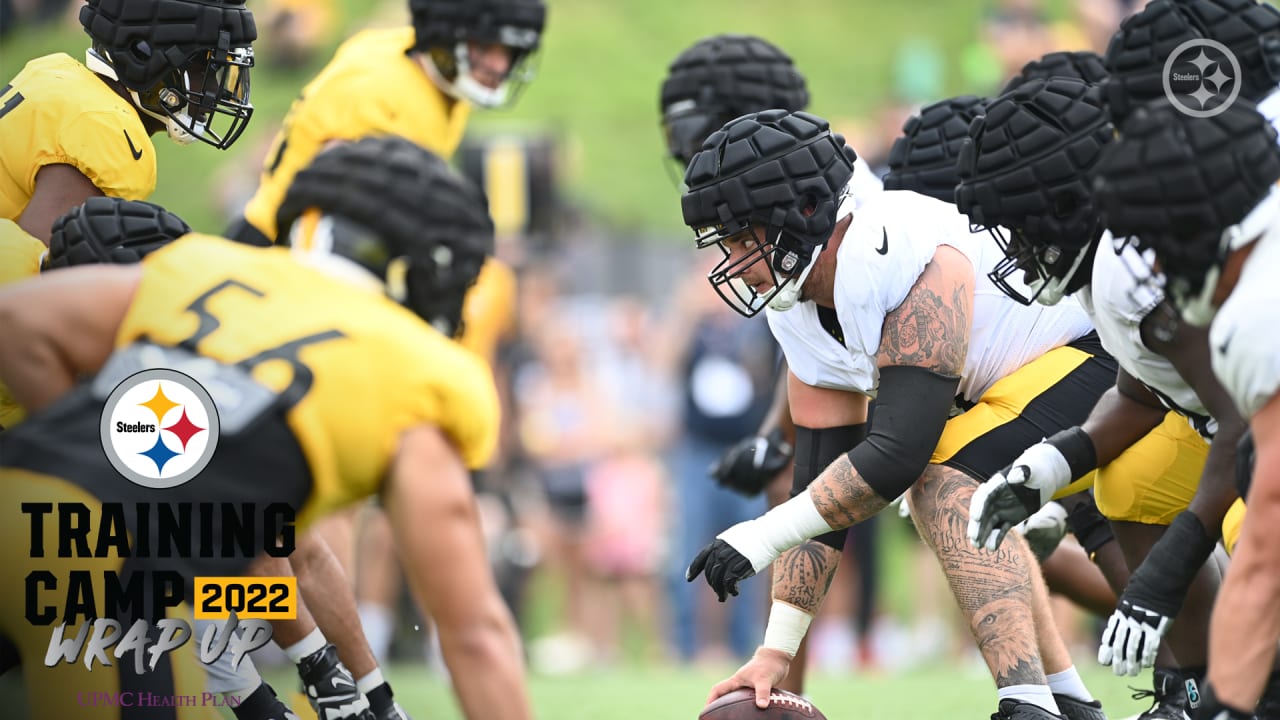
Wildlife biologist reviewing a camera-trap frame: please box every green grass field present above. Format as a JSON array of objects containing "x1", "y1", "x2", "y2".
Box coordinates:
[{"x1": 266, "y1": 661, "x2": 1154, "y2": 719}]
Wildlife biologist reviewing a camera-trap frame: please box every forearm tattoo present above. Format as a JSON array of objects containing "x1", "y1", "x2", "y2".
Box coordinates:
[
  {"x1": 810, "y1": 455, "x2": 890, "y2": 529},
  {"x1": 772, "y1": 541, "x2": 842, "y2": 614},
  {"x1": 911, "y1": 464, "x2": 1045, "y2": 687},
  {"x1": 880, "y1": 265, "x2": 970, "y2": 375}
]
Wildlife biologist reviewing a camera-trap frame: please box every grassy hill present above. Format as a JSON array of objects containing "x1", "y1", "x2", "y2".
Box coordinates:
[{"x1": 0, "y1": 0, "x2": 1018, "y2": 235}]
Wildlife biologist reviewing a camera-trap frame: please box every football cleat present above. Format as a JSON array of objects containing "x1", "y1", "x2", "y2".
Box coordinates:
[
  {"x1": 1130, "y1": 668, "x2": 1190, "y2": 720},
  {"x1": 1053, "y1": 694, "x2": 1107, "y2": 720},
  {"x1": 991, "y1": 699, "x2": 1066, "y2": 720},
  {"x1": 297, "y1": 644, "x2": 375, "y2": 720}
]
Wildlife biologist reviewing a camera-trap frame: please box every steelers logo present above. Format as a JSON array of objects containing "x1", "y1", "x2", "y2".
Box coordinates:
[
  {"x1": 1163, "y1": 39, "x2": 1242, "y2": 119},
  {"x1": 99, "y1": 368, "x2": 220, "y2": 489}
]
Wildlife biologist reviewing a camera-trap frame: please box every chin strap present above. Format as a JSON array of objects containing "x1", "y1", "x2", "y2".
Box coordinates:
[{"x1": 84, "y1": 47, "x2": 201, "y2": 145}]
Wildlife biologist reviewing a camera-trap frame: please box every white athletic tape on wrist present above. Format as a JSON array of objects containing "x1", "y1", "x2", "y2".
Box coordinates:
[
  {"x1": 717, "y1": 490, "x2": 835, "y2": 573},
  {"x1": 762, "y1": 602, "x2": 814, "y2": 657}
]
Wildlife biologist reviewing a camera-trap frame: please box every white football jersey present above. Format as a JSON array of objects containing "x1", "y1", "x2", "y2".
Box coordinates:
[
  {"x1": 1256, "y1": 86, "x2": 1280, "y2": 143},
  {"x1": 1211, "y1": 220, "x2": 1280, "y2": 418},
  {"x1": 850, "y1": 157, "x2": 883, "y2": 209},
  {"x1": 767, "y1": 189, "x2": 1093, "y2": 402},
  {"x1": 1085, "y1": 236, "x2": 1216, "y2": 436}
]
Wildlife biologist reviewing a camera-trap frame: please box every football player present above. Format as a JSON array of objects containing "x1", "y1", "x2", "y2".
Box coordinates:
[
  {"x1": 957, "y1": 77, "x2": 1241, "y2": 720},
  {"x1": 2, "y1": 0, "x2": 254, "y2": 243},
  {"x1": 883, "y1": 92, "x2": 1124, "y2": 622},
  {"x1": 0, "y1": 136, "x2": 531, "y2": 720},
  {"x1": 39, "y1": 196, "x2": 306, "y2": 720},
  {"x1": 0, "y1": 0, "x2": 255, "y2": 431},
  {"x1": 1090, "y1": 99, "x2": 1280, "y2": 720},
  {"x1": 224, "y1": 2, "x2": 543, "y2": 711},
  {"x1": 228, "y1": 0, "x2": 545, "y2": 246},
  {"x1": 682, "y1": 110, "x2": 1111, "y2": 720}
]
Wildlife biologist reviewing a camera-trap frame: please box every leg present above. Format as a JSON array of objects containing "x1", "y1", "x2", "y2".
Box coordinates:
[{"x1": 908, "y1": 465, "x2": 1048, "y2": 690}]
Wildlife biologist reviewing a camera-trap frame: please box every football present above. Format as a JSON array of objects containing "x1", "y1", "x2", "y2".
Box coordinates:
[{"x1": 698, "y1": 688, "x2": 828, "y2": 720}]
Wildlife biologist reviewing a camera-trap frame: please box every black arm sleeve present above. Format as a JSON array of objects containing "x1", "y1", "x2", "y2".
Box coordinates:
[
  {"x1": 792, "y1": 423, "x2": 868, "y2": 551},
  {"x1": 847, "y1": 366, "x2": 960, "y2": 502}
]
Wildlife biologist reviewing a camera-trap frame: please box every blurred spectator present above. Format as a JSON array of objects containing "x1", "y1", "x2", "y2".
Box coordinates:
[
  {"x1": 259, "y1": 0, "x2": 340, "y2": 71},
  {"x1": 657, "y1": 258, "x2": 776, "y2": 664},
  {"x1": 0, "y1": 0, "x2": 72, "y2": 38},
  {"x1": 516, "y1": 316, "x2": 613, "y2": 667}
]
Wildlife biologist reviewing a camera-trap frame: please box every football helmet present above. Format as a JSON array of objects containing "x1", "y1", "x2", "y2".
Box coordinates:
[
  {"x1": 44, "y1": 197, "x2": 190, "y2": 270},
  {"x1": 1093, "y1": 99, "x2": 1280, "y2": 326},
  {"x1": 681, "y1": 109, "x2": 856, "y2": 317},
  {"x1": 955, "y1": 78, "x2": 1114, "y2": 306},
  {"x1": 410, "y1": 0, "x2": 546, "y2": 108},
  {"x1": 277, "y1": 136, "x2": 494, "y2": 337},
  {"x1": 660, "y1": 34, "x2": 809, "y2": 167},
  {"x1": 882, "y1": 95, "x2": 989, "y2": 204},
  {"x1": 1103, "y1": 0, "x2": 1280, "y2": 126},
  {"x1": 1002, "y1": 50, "x2": 1109, "y2": 93},
  {"x1": 80, "y1": 0, "x2": 256, "y2": 150}
]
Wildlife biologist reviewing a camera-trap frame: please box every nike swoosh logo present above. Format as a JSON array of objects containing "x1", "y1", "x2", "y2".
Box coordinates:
[
  {"x1": 1217, "y1": 330, "x2": 1234, "y2": 356},
  {"x1": 876, "y1": 228, "x2": 889, "y2": 255},
  {"x1": 124, "y1": 130, "x2": 143, "y2": 160},
  {"x1": 330, "y1": 676, "x2": 354, "y2": 690}
]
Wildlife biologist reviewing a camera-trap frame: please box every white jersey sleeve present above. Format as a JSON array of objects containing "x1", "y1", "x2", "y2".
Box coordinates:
[
  {"x1": 1211, "y1": 224, "x2": 1280, "y2": 418},
  {"x1": 1089, "y1": 236, "x2": 1214, "y2": 433},
  {"x1": 1257, "y1": 86, "x2": 1280, "y2": 144}
]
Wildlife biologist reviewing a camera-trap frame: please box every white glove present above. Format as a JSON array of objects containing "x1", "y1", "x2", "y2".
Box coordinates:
[
  {"x1": 888, "y1": 494, "x2": 911, "y2": 520},
  {"x1": 967, "y1": 441, "x2": 1073, "y2": 552},
  {"x1": 1014, "y1": 501, "x2": 1069, "y2": 561},
  {"x1": 1098, "y1": 599, "x2": 1170, "y2": 676}
]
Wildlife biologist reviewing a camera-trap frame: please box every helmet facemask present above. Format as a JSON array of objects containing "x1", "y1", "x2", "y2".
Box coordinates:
[
  {"x1": 983, "y1": 223, "x2": 1095, "y2": 306},
  {"x1": 699, "y1": 223, "x2": 819, "y2": 317},
  {"x1": 422, "y1": 24, "x2": 540, "y2": 109},
  {"x1": 87, "y1": 30, "x2": 253, "y2": 150}
]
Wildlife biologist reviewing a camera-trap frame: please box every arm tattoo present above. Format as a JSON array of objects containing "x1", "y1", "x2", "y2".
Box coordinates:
[
  {"x1": 879, "y1": 263, "x2": 970, "y2": 375},
  {"x1": 810, "y1": 455, "x2": 890, "y2": 529},
  {"x1": 772, "y1": 541, "x2": 842, "y2": 614}
]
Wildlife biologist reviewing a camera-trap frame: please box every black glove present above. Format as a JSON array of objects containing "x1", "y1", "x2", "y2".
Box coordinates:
[
  {"x1": 709, "y1": 429, "x2": 794, "y2": 496},
  {"x1": 685, "y1": 539, "x2": 755, "y2": 602}
]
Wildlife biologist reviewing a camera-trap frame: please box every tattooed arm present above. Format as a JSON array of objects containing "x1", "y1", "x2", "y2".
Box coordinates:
[{"x1": 806, "y1": 245, "x2": 973, "y2": 529}]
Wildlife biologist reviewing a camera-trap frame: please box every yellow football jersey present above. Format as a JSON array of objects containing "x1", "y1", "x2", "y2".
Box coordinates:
[
  {"x1": 0, "y1": 219, "x2": 45, "y2": 429},
  {"x1": 241, "y1": 27, "x2": 472, "y2": 241},
  {"x1": 0, "y1": 54, "x2": 156, "y2": 222},
  {"x1": 117, "y1": 234, "x2": 499, "y2": 524},
  {"x1": 458, "y1": 257, "x2": 517, "y2": 364}
]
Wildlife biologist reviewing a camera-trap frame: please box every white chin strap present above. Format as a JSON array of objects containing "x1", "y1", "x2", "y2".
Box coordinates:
[
  {"x1": 766, "y1": 248, "x2": 821, "y2": 312},
  {"x1": 1032, "y1": 243, "x2": 1092, "y2": 307},
  {"x1": 417, "y1": 46, "x2": 509, "y2": 108},
  {"x1": 85, "y1": 48, "x2": 204, "y2": 146},
  {"x1": 1179, "y1": 184, "x2": 1280, "y2": 327}
]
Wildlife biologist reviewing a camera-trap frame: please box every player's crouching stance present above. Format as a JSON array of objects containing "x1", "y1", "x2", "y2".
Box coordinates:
[
  {"x1": 1090, "y1": 100, "x2": 1280, "y2": 720},
  {"x1": 682, "y1": 110, "x2": 1112, "y2": 720},
  {"x1": 0, "y1": 136, "x2": 532, "y2": 720}
]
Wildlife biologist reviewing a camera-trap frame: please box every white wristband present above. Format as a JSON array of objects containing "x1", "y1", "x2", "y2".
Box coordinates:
[
  {"x1": 762, "y1": 601, "x2": 814, "y2": 657},
  {"x1": 718, "y1": 489, "x2": 835, "y2": 573}
]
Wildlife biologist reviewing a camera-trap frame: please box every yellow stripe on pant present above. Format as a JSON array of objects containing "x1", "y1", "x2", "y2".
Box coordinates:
[{"x1": 930, "y1": 343, "x2": 1099, "y2": 496}]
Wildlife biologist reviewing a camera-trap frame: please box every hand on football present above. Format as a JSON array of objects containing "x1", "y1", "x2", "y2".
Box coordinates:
[{"x1": 705, "y1": 647, "x2": 792, "y2": 709}]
